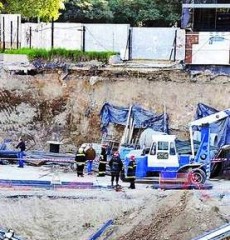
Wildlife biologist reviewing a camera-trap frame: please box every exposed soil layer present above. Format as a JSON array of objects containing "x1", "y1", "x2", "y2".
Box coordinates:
[{"x1": 0, "y1": 62, "x2": 229, "y2": 151}]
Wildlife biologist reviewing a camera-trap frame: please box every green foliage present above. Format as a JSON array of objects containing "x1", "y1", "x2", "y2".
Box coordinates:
[
  {"x1": 4, "y1": 48, "x2": 116, "y2": 63},
  {"x1": 61, "y1": 0, "x2": 182, "y2": 26},
  {"x1": 2, "y1": 0, "x2": 182, "y2": 26},
  {"x1": 61, "y1": 0, "x2": 113, "y2": 23},
  {"x1": 2, "y1": 0, "x2": 65, "y2": 21}
]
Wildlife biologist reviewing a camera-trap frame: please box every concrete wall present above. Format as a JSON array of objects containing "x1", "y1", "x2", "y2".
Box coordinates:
[
  {"x1": 0, "y1": 15, "x2": 186, "y2": 61},
  {"x1": 0, "y1": 14, "x2": 21, "y2": 48},
  {"x1": 21, "y1": 22, "x2": 83, "y2": 50},
  {"x1": 84, "y1": 24, "x2": 130, "y2": 52},
  {"x1": 131, "y1": 28, "x2": 185, "y2": 60}
]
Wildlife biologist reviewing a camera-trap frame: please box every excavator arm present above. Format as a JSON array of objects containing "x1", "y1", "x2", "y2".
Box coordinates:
[
  {"x1": 188, "y1": 109, "x2": 230, "y2": 178},
  {"x1": 189, "y1": 109, "x2": 230, "y2": 158}
]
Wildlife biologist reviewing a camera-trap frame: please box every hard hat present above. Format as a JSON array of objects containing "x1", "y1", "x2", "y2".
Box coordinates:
[
  {"x1": 78, "y1": 148, "x2": 84, "y2": 154},
  {"x1": 130, "y1": 155, "x2": 135, "y2": 160},
  {"x1": 81, "y1": 143, "x2": 87, "y2": 148}
]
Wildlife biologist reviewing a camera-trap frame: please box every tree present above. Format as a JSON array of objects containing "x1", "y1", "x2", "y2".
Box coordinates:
[
  {"x1": 109, "y1": 0, "x2": 182, "y2": 27},
  {"x1": 60, "y1": 0, "x2": 113, "y2": 23},
  {"x1": 2, "y1": 0, "x2": 65, "y2": 21},
  {"x1": 60, "y1": 0, "x2": 182, "y2": 26}
]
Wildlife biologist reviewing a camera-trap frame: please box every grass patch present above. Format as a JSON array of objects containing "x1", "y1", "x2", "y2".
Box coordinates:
[{"x1": 3, "y1": 48, "x2": 117, "y2": 63}]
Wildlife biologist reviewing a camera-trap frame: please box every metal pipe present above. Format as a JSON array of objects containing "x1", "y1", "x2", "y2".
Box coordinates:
[
  {"x1": 88, "y1": 220, "x2": 113, "y2": 240},
  {"x1": 192, "y1": 223, "x2": 230, "y2": 240}
]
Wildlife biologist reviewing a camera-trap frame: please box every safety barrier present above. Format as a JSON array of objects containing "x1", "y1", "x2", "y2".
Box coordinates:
[{"x1": 0, "y1": 179, "x2": 94, "y2": 190}]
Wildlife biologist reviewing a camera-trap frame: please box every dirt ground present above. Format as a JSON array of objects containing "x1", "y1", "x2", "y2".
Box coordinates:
[
  {"x1": 0, "y1": 59, "x2": 229, "y2": 240},
  {"x1": 0, "y1": 178, "x2": 229, "y2": 240}
]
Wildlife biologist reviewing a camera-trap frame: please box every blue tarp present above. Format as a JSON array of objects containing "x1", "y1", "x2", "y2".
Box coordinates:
[
  {"x1": 195, "y1": 103, "x2": 230, "y2": 147},
  {"x1": 186, "y1": 65, "x2": 230, "y2": 76},
  {"x1": 181, "y1": 0, "x2": 192, "y2": 29},
  {"x1": 100, "y1": 103, "x2": 168, "y2": 133}
]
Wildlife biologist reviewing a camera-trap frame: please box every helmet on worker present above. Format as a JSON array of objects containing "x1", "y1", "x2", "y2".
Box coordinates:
[
  {"x1": 78, "y1": 147, "x2": 84, "y2": 154},
  {"x1": 130, "y1": 155, "x2": 135, "y2": 161},
  {"x1": 81, "y1": 143, "x2": 87, "y2": 149}
]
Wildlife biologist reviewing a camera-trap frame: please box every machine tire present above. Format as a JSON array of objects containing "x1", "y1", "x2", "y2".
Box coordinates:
[{"x1": 188, "y1": 168, "x2": 206, "y2": 185}]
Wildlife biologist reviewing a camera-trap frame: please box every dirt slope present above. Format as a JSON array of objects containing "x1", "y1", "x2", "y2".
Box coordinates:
[{"x1": 0, "y1": 61, "x2": 230, "y2": 151}]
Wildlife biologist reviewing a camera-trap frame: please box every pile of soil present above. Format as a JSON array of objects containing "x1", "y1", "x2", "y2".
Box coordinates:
[{"x1": 114, "y1": 190, "x2": 229, "y2": 240}]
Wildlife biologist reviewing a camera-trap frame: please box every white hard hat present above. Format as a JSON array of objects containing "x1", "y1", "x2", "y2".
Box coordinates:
[
  {"x1": 78, "y1": 148, "x2": 84, "y2": 154},
  {"x1": 81, "y1": 143, "x2": 87, "y2": 148}
]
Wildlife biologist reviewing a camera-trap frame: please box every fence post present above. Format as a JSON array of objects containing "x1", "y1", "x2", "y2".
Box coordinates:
[
  {"x1": 17, "y1": 16, "x2": 20, "y2": 49},
  {"x1": 51, "y1": 18, "x2": 54, "y2": 49},
  {"x1": 2, "y1": 16, "x2": 5, "y2": 51},
  {"x1": 29, "y1": 26, "x2": 32, "y2": 48},
  {"x1": 82, "y1": 25, "x2": 86, "y2": 52},
  {"x1": 169, "y1": 29, "x2": 177, "y2": 61},
  {"x1": 10, "y1": 21, "x2": 13, "y2": 49},
  {"x1": 173, "y1": 29, "x2": 177, "y2": 61},
  {"x1": 128, "y1": 28, "x2": 132, "y2": 60}
]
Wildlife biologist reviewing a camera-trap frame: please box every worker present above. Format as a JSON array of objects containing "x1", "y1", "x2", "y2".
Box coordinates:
[
  {"x1": 16, "y1": 138, "x2": 26, "y2": 168},
  {"x1": 85, "y1": 143, "x2": 96, "y2": 175},
  {"x1": 97, "y1": 144, "x2": 107, "y2": 177},
  {"x1": 109, "y1": 151, "x2": 123, "y2": 188},
  {"x1": 127, "y1": 155, "x2": 137, "y2": 189},
  {"x1": 75, "y1": 147, "x2": 86, "y2": 177}
]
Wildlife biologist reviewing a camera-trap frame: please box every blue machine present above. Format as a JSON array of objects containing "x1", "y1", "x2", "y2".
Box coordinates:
[{"x1": 122, "y1": 109, "x2": 230, "y2": 184}]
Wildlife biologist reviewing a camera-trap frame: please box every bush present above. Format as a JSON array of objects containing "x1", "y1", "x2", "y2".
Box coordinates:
[{"x1": 3, "y1": 48, "x2": 117, "y2": 63}]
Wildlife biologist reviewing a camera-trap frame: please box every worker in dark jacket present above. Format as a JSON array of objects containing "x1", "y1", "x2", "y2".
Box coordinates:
[
  {"x1": 85, "y1": 143, "x2": 96, "y2": 175},
  {"x1": 16, "y1": 138, "x2": 26, "y2": 168},
  {"x1": 109, "y1": 151, "x2": 123, "y2": 187},
  {"x1": 97, "y1": 144, "x2": 107, "y2": 177},
  {"x1": 127, "y1": 155, "x2": 137, "y2": 189},
  {"x1": 75, "y1": 147, "x2": 86, "y2": 177}
]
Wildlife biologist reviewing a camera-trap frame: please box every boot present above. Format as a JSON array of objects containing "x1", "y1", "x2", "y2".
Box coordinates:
[{"x1": 116, "y1": 182, "x2": 120, "y2": 187}]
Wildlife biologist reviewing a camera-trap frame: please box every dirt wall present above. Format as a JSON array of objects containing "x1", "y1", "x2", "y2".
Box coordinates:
[{"x1": 0, "y1": 66, "x2": 229, "y2": 151}]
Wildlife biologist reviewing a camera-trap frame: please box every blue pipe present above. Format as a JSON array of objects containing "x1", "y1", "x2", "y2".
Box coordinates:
[{"x1": 88, "y1": 220, "x2": 113, "y2": 240}]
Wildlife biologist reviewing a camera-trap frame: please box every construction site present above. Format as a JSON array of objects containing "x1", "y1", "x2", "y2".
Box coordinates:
[
  {"x1": 0, "y1": 1, "x2": 230, "y2": 239},
  {"x1": 0, "y1": 53, "x2": 228, "y2": 240}
]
